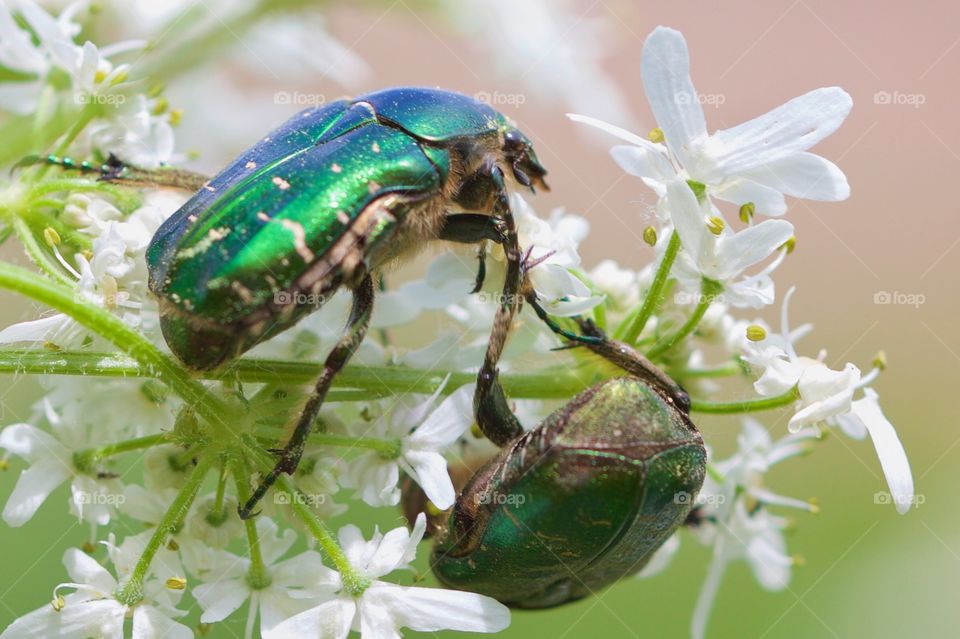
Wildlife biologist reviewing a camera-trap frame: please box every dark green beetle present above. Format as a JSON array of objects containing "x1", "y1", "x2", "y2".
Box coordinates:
[
  {"x1": 429, "y1": 328, "x2": 705, "y2": 608},
  {"x1": 46, "y1": 87, "x2": 571, "y2": 517}
]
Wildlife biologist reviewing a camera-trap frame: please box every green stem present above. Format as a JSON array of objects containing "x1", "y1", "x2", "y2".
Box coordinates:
[
  {"x1": 619, "y1": 230, "x2": 681, "y2": 344},
  {"x1": 0, "y1": 350, "x2": 606, "y2": 400},
  {"x1": 10, "y1": 216, "x2": 73, "y2": 286},
  {"x1": 230, "y1": 456, "x2": 270, "y2": 589},
  {"x1": 646, "y1": 279, "x2": 722, "y2": 360},
  {"x1": 243, "y1": 438, "x2": 368, "y2": 594},
  {"x1": 82, "y1": 433, "x2": 169, "y2": 461},
  {"x1": 257, "y1": 432, "x2": 401, "y2": 458},
  {"x1": 0, "y1": 262, "x2": 228, "y2": 423},
  {"x1": 116, "y1": 453, "x2": 214, "y2": 604},
  {"x1": 673, "y1": 361, "x2": 742, "y2": 378},
  {"x1": 689, "y1": 387, "x2": 800, "y2": 414},
  {"x1": 208, "y1": 460, "x2": 229, "y2": 524}
]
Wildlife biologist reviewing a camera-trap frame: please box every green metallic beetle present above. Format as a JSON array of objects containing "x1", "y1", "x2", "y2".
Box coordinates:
[
  {"x1": 42, "y1": 87, "x2": 582, "y2": 517},
  {"x1": 428, "y1": 325, "x2": 705, "y2": 608}
]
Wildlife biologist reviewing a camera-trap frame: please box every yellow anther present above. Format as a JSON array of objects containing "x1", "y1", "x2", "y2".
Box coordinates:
[
  {"x1": 166, "y1": 576, "x2": 187, "y2": 590},
  {"x1": 780, "y1": 236, "x2": 796, "y2": 254},
  {"x1": 745, "y1": 325, "x2": 767, "y2": 342},
  {"x1": 643, "y1": 226, "x2": 658, "y2": 246},
  {"x1": 739, "y1": 202, "x2": 755, "y2": 223},
  {"x1": 647, "y1": 127, "x2": 665, "y2": 143},
  {"x1": 706, "y1": 216, "x2": 725, "y2": 236},
  {"x1": 51, "y1": 595, "x2": 65, "y2": 612},
  {"x1": 873, "y1": 350, "x2": 887, "y2": 371},
  {"x1": 43, "y1": 227, "x2": 61, "y2": 247}
]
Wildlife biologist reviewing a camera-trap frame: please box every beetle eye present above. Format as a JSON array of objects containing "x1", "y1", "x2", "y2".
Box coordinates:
[{"x1": 503, "y1": 129, "x2": 524, "y2": 151}]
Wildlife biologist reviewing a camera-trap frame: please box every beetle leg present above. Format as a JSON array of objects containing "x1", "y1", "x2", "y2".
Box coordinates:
[
  {"x1": 438, "y1": 213, "x2": 509, "y2": 294},
  {"x1": 572, "y1": 317, "x2": 691, "y2": 413},
  {"x1": 239, "y1": 274, "x2": 375, "y2": 519},
  {"x1": 472, "y1": 181, "x2": 527, "y2": 447}
]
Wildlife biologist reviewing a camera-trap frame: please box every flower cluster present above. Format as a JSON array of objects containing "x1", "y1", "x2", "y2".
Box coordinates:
[{"x1": 0, "y1": 7, "x2": 913, "y2": 639}]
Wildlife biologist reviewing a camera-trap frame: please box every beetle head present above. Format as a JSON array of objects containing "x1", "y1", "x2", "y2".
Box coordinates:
[{"x1": 501, "y1": 128, "x2": 549, "y2": 192}]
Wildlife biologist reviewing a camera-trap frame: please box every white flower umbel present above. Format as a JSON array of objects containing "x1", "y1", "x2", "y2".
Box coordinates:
[
  {"x1": 268, "y1": 514, "x2": 510, "y2": 639},
  {"x1": 570, "y1": 26, "x2": 852, "y2": 217},
  {"x1": 193, "y1": 518, "x2": 325, "y2": 639},
  {"x1": 744, "y1": 289, "x2": 914, "y2": 513},
  {"x1": 0, "y1": 401, "x2": 123, "y2": 527},
  {"x1": 0, "y1": 544, "x2": 190, "y2": 639},
  {"x1": 668, "y1": 179, "x2": 793, "y2": 308},
  {"x1": 341, "y1": 382, "x2": 474, "y2": 510},
  {"x1": 690, "y1": 419, "x2": 816, "y2": 639}
]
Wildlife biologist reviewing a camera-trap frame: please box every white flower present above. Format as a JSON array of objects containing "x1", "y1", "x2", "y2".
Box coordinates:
[
  {"x1": 184, "y1": 493, "x2": 245, "y2": 548},
  {"x1": 744, "y1": 289, "x2": 914, "y2": 513},
  {"x1": 341, "y1": 382, "x2": 473, "y2": 510},
  {"x1": 87, "y1": 95, "x2": 177, "y2": 168},
  {"x1": 692, "y1": 502, "x2": 792, "y2": 639},
  {"x1": 268, "y1": 514, "x2": 510, "y2": 639},
  {"x1": 589, "y1": 259, "x2": 641, "y2": 309},
  {"x1": 193, "y1": 518, "x2": 323, "y2": 639},
  {"x1": 0, "y1": 401, "x2": 123, "y2": 527},
  {"x1": 570, "y1": 26, "x2": 851, "y2": 218},
  {"x1": 0, "y1": 1, "x2": 143, "y2": 114},
  {"x1": 0, "y1": 544, "x2": 189, "y2": 639},
  {"x1": 512, "y1": 194, "x2": 604, "y2": 316},
  {"x1": 0, "y1": 191, "x2": 183, "y2": 348},
  {"x1": 668, "y1": 179, "x2": 793, "y2": 308}
]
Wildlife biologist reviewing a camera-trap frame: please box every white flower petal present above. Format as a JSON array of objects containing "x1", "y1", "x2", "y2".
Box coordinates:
[
  {"x1": 0, "y1": 598, "x2": 124, "y2": 639},
  {"x1": 131, "y1": 605, "x2": 192, "y2": 639},
  {"x1": 666, "y1": 179, "x2": 707, "y2": 261},
  {"x1": 407, "y1": 384, "x2": 474, "y2": 449},
  {"x1": 265, "y1": 598, "x2": 355, "y2": 639},
  {"x1": 711, "y1": 177, "x2": 788, "y2": 217},
  {"x1": 566, "y1": 113, "x2": 654, "y2": 147},
  {"x1": 2, "y1": 458, "x2": 71, "y2": 527},
  {"x1": 641, "y1": 26, "x2": 708, "y2": 165},
  {"x1": 707, "y1": 87, "x2": 852, "y2": 174},
  {"x1": 844, "y1": 389, "x2": 914, "y2": 514},
  {"x1": 194, "y1": 578, "x2": 249, "y2": 623},
  {"x1": 404, "y1": 450, "x2": 456, "y2": 510},
  {"x1": 740, "y1": 152, "x2": 850, "y2": 202},
  {"x1": 715, "y1": 219, "x2": 793, "y2": 280},
  {"x1": 63, "y1": 548, "x2": 118, "y2": 595},
  {"x1": 363, "y1": 582, "x2": 511, "y2": 634},
  {"x1": 610, "y1": 144, "x2": 675, "y2": 183}
]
